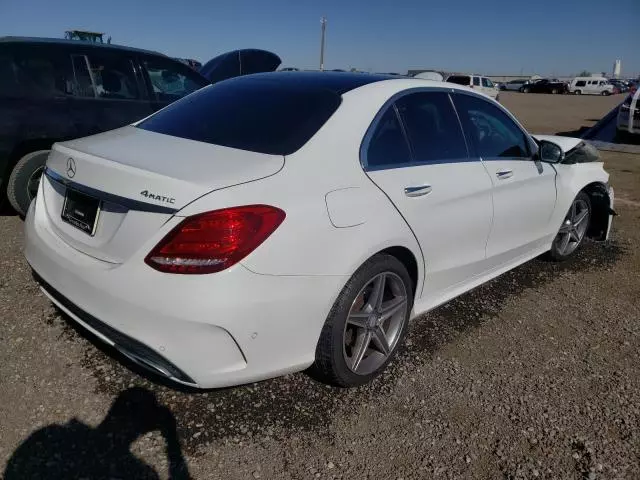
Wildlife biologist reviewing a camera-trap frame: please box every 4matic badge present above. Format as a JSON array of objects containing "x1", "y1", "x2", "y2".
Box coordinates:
[{"x1": 140, "y1": 190, "x2": 176, "y2": 204}]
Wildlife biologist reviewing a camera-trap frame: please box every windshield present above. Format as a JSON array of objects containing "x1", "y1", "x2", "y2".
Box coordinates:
[{"x1": 137, "y1": 76, "x2": 342, "y2": 155}]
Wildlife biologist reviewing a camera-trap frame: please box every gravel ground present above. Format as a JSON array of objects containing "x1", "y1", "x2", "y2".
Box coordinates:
[
  {"x1": 1, "y1": 108, "x2": 639, "y2": 478},
  {"x1": 499, "y1": 91, "x2": 623, "y2": 135}
]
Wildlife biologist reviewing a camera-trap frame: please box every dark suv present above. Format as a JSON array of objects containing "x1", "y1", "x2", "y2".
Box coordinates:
[{"x1": 0, "y1": 37, "x2": 280, "y2": 215}]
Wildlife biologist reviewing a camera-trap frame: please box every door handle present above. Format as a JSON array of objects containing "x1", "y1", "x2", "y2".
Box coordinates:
[
  {"x1": 404, "y1": 185, "x2": 432, "y2": 197},
  {"x1": 496, "y1": 169, "x2": 513, "y2": 179}
]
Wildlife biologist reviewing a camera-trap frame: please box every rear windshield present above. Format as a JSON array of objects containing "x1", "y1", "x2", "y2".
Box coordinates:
[
  {"x1": 446, "y1": 75, "x2": 471, "y2": 86},
  {"x1": 137, "y1": 77, "x2": 342, "y2": 155}
]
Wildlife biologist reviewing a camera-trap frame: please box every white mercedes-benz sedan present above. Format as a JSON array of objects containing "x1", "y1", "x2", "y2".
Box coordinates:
[{"x1": 24, "y1": 72, "x2": 615, "y2": 389}]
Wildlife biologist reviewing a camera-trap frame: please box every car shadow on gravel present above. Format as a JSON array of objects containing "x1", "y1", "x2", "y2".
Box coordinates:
[
  {"x1": 4, "y1": 387, "x2": 192, "y2": 480},
  {"x1": 47, "y1": 240, "x2": 625, "y2": 455}
]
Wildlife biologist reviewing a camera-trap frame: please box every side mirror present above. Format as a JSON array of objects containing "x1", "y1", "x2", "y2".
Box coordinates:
[{"x1": 538, "y1": 140, "x2": 564, "y2": 163}]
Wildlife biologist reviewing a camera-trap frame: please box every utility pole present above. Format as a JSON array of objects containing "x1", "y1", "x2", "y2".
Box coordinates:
[{"x1": 319, "y1": 16, "x2": 327, "y2": 71}]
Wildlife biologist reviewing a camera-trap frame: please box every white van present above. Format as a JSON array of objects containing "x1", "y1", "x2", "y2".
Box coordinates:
[
  {"x1": 569, "y1": 77, "x2": 615, "y2": 96},
  {"x1": 445, "y1": 74, "x2": 500, "y2": 101}
]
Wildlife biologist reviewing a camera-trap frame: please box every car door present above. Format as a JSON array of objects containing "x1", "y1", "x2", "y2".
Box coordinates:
[
  {"x1": 452, "y1": 92, "x2": 556, "y2": 265},
  {"x1": 138, "y1": 55, "x2": 210, "y2": 112},
  {"x1": 363, "y1": 90, "x2": 494, "y2": 295},
  {"x1": 472, "y1": 76, "x2": 481, "y2": 91}
]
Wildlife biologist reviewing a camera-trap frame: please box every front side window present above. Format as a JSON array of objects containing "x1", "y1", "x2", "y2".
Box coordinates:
[
  {"x1": 143, "y1": 58, "x2": 209, "y2": 102},
  {"x1": 85, "y1": 53, "x2": 140, "y2": 100},
  {"x1": 395, "y1": 92, "x2": 467, "y2": 163},
  {"x1": 366, "y1": 106, "x2": 412, "y2": 168},
  {"x1": 453, "y1": 93, "x2": 529, "y2": 159},
  {"x1": 482, "y1": 78, "x2": 494, "y2": 88}
]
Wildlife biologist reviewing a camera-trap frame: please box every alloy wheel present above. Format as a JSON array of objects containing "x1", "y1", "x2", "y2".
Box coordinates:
[
  {"x1": 343, "y1": 272, "x2": 408, "y2": 375},
  {"x1": 554, "y1": 198, "x2": 590, "y2": 256}
]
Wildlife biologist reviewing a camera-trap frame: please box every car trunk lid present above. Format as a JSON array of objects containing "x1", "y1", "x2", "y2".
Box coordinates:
[{"x1": 42, "y1": 126, "x2": 284, "y2": 263}]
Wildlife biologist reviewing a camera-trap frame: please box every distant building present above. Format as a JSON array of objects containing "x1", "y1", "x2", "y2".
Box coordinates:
[{"x1": 613, "y1": 60, "x2": 622, "y2": 79}]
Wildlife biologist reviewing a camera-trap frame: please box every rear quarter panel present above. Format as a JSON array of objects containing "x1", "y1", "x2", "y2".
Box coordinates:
[{"x1": 175, "y1": 82, "x2": 424, "y2": 292}]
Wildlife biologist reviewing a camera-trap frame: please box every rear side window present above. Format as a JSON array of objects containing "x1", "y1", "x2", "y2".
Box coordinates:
[
  {"x1": 473, "y1": 77, "x2": 481, "y2": 87},
  {"x1": 137, "y1": 78, "x2": 341, "y2": 155},
  {"x1": 85, "y1": 53, "x2": 140, "y2": 100},
  {"x1": 143, "y1": 57, "x2": 208, "y2": 102},
  {"x1": 8, "y1": 48, "x2": 75, "y2": 98},
  {"x1": 453, "y1": 93, "x2": 529, "y2": 159},
  {"x1": 447, "y1": 75, "x2": 470, "y2": 86},
  {"x1": 366, "y1": 106, "x2": 412, "y2": 168},
  {"x1": 575, "y1": 80, "x2": 586, "y2": 87},
  {"x1": 395, "y1": 92, "x2": 467, "y2": 163}
]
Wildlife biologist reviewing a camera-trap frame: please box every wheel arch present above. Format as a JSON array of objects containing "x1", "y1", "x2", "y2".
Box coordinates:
[
  {"x1": 379, "y1": 245, "x2": 419, "y2": 297},
  {"x1": 3, "y1": 138, "x2": 58, "y2": 181},
  {"x1": 581, "y1": 181, "x2": 613, "y2": 241}
]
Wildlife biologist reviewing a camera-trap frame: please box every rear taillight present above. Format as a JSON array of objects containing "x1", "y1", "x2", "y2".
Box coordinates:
[{"x1": 145, "y1": 205, "x2": 286, "y2": 274}]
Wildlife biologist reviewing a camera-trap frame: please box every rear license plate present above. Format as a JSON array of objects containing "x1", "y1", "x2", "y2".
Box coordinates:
[{"x1": 61, "y1": 189, "x2": 101, "y2": 236}]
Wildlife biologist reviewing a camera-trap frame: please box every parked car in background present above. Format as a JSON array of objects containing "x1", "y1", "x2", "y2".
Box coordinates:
[
  {"x1": 279, "y1": 67, "x2": 300, "y2": 71},
  {"x1": 569, "y1": 77, "x2": 615, "y2": 96},
  {"x1": 500, "y1": 79, "x2": 530, "y2": 91},
  {"x1": 0, "y1": 37, "x2": 281, "y2": 215},
  {"x1": 412, "y1": 71, "x2": 444, "y2": 81},
  {"x1": 445, "y1": 74, "x2": 499, "y2": 100},
  {"x1": 521, "y1": 78, "x2": 568, "y2": 94},
  {"x1": 617, "y1": 89, "x2": 640, "y2": 138},
  {"x1": 608, "y1": 79, "x2": 628, "y2": 93},
  {"x1": 25, "y1": 72, "x2": 614, "y2": 388}
]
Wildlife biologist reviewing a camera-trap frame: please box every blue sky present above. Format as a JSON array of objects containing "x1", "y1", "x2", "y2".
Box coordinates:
[{"x1": 1, "y1": 0, "x2": 638, "y2": 76}]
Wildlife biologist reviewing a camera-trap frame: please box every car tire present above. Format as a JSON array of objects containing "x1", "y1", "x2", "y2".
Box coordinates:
[
  {"x1": 523, "y1": 87, "x2": 530, "y2": 93},
  {"x1": 574, "y1": 90, "x2": 582, "y2": 95},
  {"x1": 551, "y1": 88, "x2": 558, "y2": 94},
  {"x1": 312, "y1": 253, "x2": 413, "y2": 387},
  {"x1": 547, "y1": 191, "x2": 591, "y2": 262},
  {"x1": 6, "y1": 150, "x2": 50, "y2": 216},
  {"x1": 601, "y1": 91, "x2": 610, "y2": 96}
]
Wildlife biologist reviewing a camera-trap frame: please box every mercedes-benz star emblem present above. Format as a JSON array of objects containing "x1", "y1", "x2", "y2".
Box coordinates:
[{"x1": 66, "y1": 158, "x2": 76, "y2": 178}]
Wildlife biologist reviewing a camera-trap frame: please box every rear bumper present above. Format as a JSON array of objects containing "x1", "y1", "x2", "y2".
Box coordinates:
[{"x1": 24, "y1": 191, "x2": 346, "y2": 388}]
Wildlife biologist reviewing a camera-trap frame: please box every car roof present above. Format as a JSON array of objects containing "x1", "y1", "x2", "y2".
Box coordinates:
[
  {"x1": 226, "y1": 71, "x2": 401, "y2": 95},
  {"x1": 0, "y1": 36, "x2": 165, "y2": 57}
]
